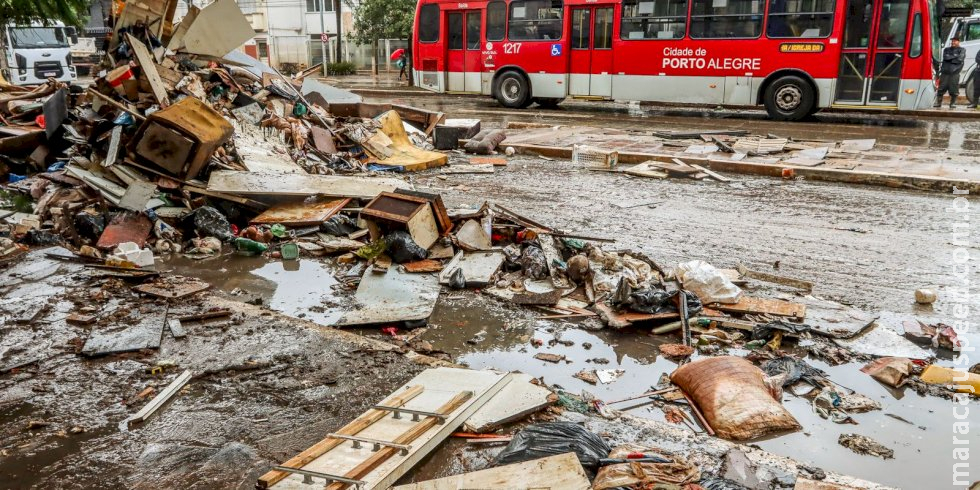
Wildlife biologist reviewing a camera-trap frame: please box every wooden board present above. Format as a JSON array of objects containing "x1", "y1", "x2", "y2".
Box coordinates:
[
  {"x1": 251, "y1": 198, "x2": 350, "y2": 226},
  {"x1": 269, "y1": 367, "x2": 511, "y2": 490},
  {"x1": 207, "y1": 171, "x2": 406, "y2": 200},
  {"x1": 463, "y1": 372, "x2": 553, "y2": 433},
  {"x1": 392, "y1": 453, "x2": 590, "y2": 490},
  {"x1": 125, "y1": 33, "x2": 169, "y2": 107},
  {"x1": 709, "y1": 296, "x2": 806, "y2": 318}
]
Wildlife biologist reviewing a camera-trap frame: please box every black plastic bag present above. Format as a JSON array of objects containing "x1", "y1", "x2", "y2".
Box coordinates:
[
  {"x1": 761, "y1": 356, "x2": 827, "y2": 388},
  {"x1": 193, "y1": 206, "x2": 234, "y2": 242},
  {"x1": 319, "y1": 215, "x2": 358, "y2": 236},
  {"x1": 613, "y1": 286, "x2": 703, "y2": 316},
  {"x1": 73, "y1": 212, "x2": 105, "y2": 242},
  {"x1": 752, "y1": 319, "x2": 811, "y2": 341},
  {"x1": 699, "y1": 476, "x2": 751, "y2": 490},
  {"x1": 446, "y1": 267, "x2": 466, "y2": 289},
  {"x1": 386, "y1": 231, "x2": 428, "y2": 264},
  {"x1": 494, "y1": 422, "x2": 611, "y2": 472}
]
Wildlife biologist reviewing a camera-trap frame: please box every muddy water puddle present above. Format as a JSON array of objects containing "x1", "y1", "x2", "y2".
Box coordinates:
[{"x1": 161, "y1": 254, "x2": 973, "y2": 489}]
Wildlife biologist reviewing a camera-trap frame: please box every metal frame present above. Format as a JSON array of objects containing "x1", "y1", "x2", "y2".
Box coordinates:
[
  {"x1": 271, "y1": 466, "x2": 366, "y2": 488},
  {"x1": 326, "y1": 433, "x2": 412, "y2": 455}
]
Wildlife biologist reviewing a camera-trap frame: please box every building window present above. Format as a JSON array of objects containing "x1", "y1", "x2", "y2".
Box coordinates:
[
  {"x1": 621, "y1": 0, "x2": 688, "y2": 40},
  {"x1": 508, "y1": 0, "x2": 563, "y2": 41},
  {"x1": 419, "y1": 4, "x2": 440, "y2": 43},
  {"x1": 238, "y1": 0, "x2": 258, "y2": 14},
  {"x1": 257, "y1": 40, "x2": 268, "y2": 58},
  {"x1": 487, "y1": 1, "x2": 507, "y2": 41},
  {"x1": 306, "y1": 0, "x2": 334, "y2": 13},
  {"x1": 766, "y1": 0, "x2": 835, "y2": 38},
  {"x1": 690, "y1": 0, "x2": 763, "y2": 38}
]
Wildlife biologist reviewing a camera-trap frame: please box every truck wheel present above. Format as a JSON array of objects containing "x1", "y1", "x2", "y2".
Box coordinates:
[
  {"x1": 494, "y1": 71, "x2": 531, "y2": 108},
  {"x1": 763, "y1": 75, "x2": 814, "y2": 121}
]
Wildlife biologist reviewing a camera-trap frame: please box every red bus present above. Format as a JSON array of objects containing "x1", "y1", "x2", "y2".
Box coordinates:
[{"x1": 412, "y1": 0, "x2": 941, "y2": 119}]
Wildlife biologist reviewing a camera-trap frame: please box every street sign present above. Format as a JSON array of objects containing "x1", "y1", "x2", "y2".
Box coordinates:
[
  {"x1": 321, "y1": 33, "x2": 329, "y2": 43},
  {"x1": 550, "y1": 44, "x2": 562, "y2": 56}
]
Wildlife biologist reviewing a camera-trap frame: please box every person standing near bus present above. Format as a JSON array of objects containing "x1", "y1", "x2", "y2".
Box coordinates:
[
  {"x1": 936, "y1": 37, "x2": 966, "y2": 109},
  {"x1": 970, "y1": 49, "x2": 980, "y2": 109}
]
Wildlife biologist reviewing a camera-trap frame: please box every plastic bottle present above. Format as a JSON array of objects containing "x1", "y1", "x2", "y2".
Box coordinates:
[{"x1": 234, "y1": 237, "x2": 269, "y2": 254}]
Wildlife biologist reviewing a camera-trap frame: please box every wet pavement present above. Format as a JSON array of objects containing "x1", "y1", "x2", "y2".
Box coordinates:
[
  {"x1": 356, "y1": 90, "x2": 980, "y2": 155},
  {"x1": 158, "y1": 154, "x2": 978, "y2": 489}
]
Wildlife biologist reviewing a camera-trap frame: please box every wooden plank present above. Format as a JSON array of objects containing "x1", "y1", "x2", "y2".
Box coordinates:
[
  {"x1": 689, "y1": 163, "x2": 732, "y2": 182},
  {"x1": 257, "y1": 385, "x2": 425, "y2": 488},
  {"x1": 391, "y1": 453, "x2": 590, "y2": 490},
  {"x1": 126, "y1": 369, "x2": 192, "y2": 427},
  {"x1": 207, "y1": 171, "x2": 405, "y2": 200},
  {"x1": 126, "y1": 33, "x2": 169, "y2": 107},
  {"x1": 323, "y1": 391, "x2": 474, "y2": 490},
  {"x1": 709, "y1": 296, "x2": 806, "y2": 318}
]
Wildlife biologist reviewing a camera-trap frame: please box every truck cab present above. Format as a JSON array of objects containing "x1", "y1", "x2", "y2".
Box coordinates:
[
  {"x1": 0, "y1": 21, "x2": 78, "y2": 86},
  {"x1": 947, "y1": 14, "x2": 980, "y2": 104}
]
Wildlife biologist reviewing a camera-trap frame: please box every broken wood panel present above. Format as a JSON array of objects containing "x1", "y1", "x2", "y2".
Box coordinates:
[
  {"x1": 96, "y1": 213, "x2": 153, "y2": 250},
  {"x1": 126, "y1": 33, "x2": 169, "y2": 106},
  {"x1": 335, "y1": 266, "x2": 440, "y2": 327},
  {"x1": 207, "y1": 171, "x2": 406, "y2": 200},
  {"x1": 709, "y1": 296, "x2": 806, "y2": 318},
  {"x1": 180, "y1": 0, "x2": 255, "y2": 57},
  {"x1": 463, "y1": 372, "x2": 553, "y2": 433},
  {"x1": 126, "y1": 369, "x2": 191, "y2": 427},
  {"x1": 392, "y1": 453, "x2": 590, "y2": 490},
  {"x1": 258, "y1": 386, "x2": 425, "y2": 488},
  {"x1": 250, "y1": 198, "x2": 350, "y2": 226},
  {"x1": 269, "y1": 367, "x2": 511, "y2": 490}
]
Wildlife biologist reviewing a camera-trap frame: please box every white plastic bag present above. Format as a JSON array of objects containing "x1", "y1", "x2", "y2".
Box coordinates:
[{"x1": 673, "y1": 260, "x2": 742, "y2": 304}]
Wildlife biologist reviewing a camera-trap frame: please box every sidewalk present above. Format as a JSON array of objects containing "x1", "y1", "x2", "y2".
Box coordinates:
[{"x1": 500, "y1": 125, "x2": 980, "y2": 193}]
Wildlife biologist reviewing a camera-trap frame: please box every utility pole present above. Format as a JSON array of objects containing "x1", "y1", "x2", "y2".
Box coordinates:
[
  {"x1": 334, "y1": 0, "x2": 342, "y2": 64},
  {"x1": 319, "y1": 0, "x2": 328, "y2": 75}
]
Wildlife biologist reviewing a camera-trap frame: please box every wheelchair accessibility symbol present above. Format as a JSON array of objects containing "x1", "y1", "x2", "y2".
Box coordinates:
[{"x1": 550, "y1": 44, "x2": 562, "y2": 56}]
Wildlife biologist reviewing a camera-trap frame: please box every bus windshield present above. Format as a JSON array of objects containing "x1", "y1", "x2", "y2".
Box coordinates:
[
  {"x1": 927, "y1": 0, "x2": 941, "y2": 64},
  {"x1": 9, "y1": 27, "x2": 68, "y2": 49}
]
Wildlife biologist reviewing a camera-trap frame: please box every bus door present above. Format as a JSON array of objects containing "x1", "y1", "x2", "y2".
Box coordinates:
[
  {"x1": 568, "y1": 6, "x2": 614, "y2": 97},
  {"x1": 835, "y1": 0, "x2": 910, "y2": 105},
  {"x1": 446, "y1": 10, "x2": 483, "y2": 92}
]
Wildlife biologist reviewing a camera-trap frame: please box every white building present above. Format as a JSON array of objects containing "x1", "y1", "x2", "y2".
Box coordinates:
[{"x1": 174, "y1": 0, "x2": 357, "y2": 70}]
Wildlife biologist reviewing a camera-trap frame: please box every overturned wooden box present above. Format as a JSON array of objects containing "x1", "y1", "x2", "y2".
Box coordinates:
[{"x1": 360, "y1": 192, "x2": 439, "y2": 249}]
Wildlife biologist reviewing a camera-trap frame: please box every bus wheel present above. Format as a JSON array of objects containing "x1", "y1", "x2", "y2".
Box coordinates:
[
  {"x1": 536, "y1": 97, "x2": 564, "y2": 108},
  {"x1": 763, "y1": 75, "x2": 814, "y2": 121},
  {"x1": 495, "y1": 71, "x2": 531, "y2": 108}
]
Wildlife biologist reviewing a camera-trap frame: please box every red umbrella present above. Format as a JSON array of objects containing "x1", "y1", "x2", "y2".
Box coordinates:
[{"x1": 390, "y1": 48, "x2": 405, "y2": 60}]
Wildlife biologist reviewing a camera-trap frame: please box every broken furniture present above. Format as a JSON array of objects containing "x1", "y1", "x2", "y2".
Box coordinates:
[
  {"x1": 360, "y1": 192, "x2": 440, "y2": 250},
  {"x1": 129, "y1": 97, "x2": 234, "y2": 180}
]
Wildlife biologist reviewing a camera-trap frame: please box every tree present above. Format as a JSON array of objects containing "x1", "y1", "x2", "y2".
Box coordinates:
[
  {"x1": 0, "y1": 0, "x2": 91, "y2": 26},
  {"x1": 346, "y1": 0, "x2": 414, "y2": 75}
]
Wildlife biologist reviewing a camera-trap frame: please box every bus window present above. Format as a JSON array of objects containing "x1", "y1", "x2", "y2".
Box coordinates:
[
  {"x1": 766, "y1": 0, "x2": 835, "y2": 38},
  {"x1": 572, "y1": 9, "x2": 591, "y2": 48},
  {"x1": 487, "y1": 1, "x2": 507, "y2": 41},
  {"x1": 508, "y1": 0, "x2": 563, "y2": 41},
  {"x1": 690, "y1": 0, "x2": 764, "y2": 39},
  {"x1": 620, "y1": 0, "x2": 688, "y2": 40},
  {"x1": 419, "y1": 4, "x2": 440, "y2": 43},
  {"x1": 449, "y1": 12, "x2": 464, "y2": 49},
  {"x1": 467, "y1": 12, "x2": 482, "y2": 49},
  {"x1": 909, "y1": 13, "x2": 921, "y2": 57},
  {"x1": 876, "y1": 0, "x2": 909, "y2": 48},
  {"x1": 841, "y1": 0, "x2": 871, "y2": 48}
]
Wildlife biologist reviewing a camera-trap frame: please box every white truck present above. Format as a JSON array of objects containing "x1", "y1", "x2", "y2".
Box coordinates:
[
  {"x1": 0, "y1": 21, "x2": 78, "y2": 86},
  {"x1": 947, "y1": 13, "x2": 980, "y2": 104}
]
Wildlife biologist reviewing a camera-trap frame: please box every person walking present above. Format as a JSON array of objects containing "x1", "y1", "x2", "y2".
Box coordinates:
[
  {"x1": 936, "y1": 37, "x2": 966, "y2": 108},
  {"x1": 970, "y1": 48, "x2": 980, "y2": 109},
  {"x1": 396, "y1": 52, "x2": 409, "y2": 82}
]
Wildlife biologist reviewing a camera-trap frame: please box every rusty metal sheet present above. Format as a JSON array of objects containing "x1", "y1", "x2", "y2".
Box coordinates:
[
  {"x1": 250, "y1": 198, "x2": 350, "y2": 226},
  {"x1": 310, "y1": 126, "x2": 337, "y2": 154},
  {"x1": 96, "y1": 213, "x2": 152, "y2": 250}
]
